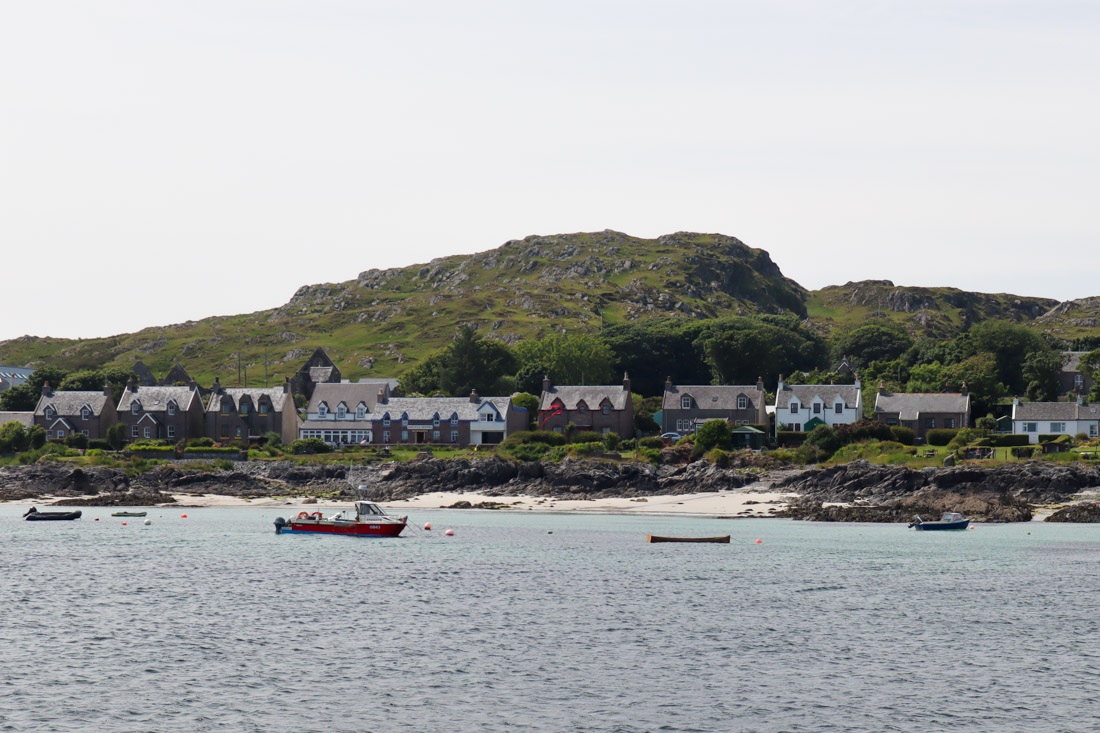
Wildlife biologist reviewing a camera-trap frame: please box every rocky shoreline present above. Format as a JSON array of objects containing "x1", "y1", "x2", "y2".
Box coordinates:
[{"x1": 1, "y1": 457, "x2": 1099, "y2": 522}]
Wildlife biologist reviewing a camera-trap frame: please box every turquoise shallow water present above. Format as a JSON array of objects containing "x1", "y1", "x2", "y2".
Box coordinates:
[{"x1": 2, "y1": 505, "x2": 1099, "y2": 732}]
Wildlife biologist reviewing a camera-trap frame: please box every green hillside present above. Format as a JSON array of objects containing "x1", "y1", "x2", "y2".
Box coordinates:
[{"x1": 0, "y1": 231, "x2": 805, "y2": 386}]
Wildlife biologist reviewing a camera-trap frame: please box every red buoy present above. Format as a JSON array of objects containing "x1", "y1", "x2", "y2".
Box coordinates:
[
  {"x1": 755, "y1": 539, "x2": 762, "y2": 544},
  {"x1": 122, "y1": 522, "x2": 127, "y2": 526},
  {"x1": 424, "y1": 522, "x2": 432, "y2": 530},
  {"x1": 181, "y1": 514, "x2": 188, "y2": 518},
  {"x1": 445, "y1": 529, "x2": 455, "y2": 536}
]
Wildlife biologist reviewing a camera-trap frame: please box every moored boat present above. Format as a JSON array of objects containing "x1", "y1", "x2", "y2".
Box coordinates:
[
  {"x1": 274, "y1": 501, "x2": 407, "y2": 538},
  {"x1": 908, "y1": 512, "x2": 970, "y2": 531},
  {"x1": 646, "y1": 534, "x2": 730, "y2": 544},
  {"x1": 111, "y1": 511, "x2": 148, "y2": 517},
  {"x1": 23, "y1": 507, "x2": 82, "y2": 521}
]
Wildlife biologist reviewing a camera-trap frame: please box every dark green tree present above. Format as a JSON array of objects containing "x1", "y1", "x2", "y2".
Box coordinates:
[
  {"x1": 0, "y1": 366, "x2": 70, "y2": 411},
  {"x1": 514, "y1": 333, "x2": 613, "y2": 388},
  {"x1": 510, "y1": 392, "x2": 539, "y2": 429},
  {"x1": 1023, "y1": 351, "x2": 1069, "y2": 402},
  {"x1": 832, "y1": 325, "x2": 913, "y2": 369},
  {"x1": 694, "y1": 419, "x2": 732, "y2": 451},
  {"x1": 960, "y1": 321, "x2": 1048, "y2": 394},
  {"x1": 399, "y1": 327, "x2": 516, "y2": 397}
]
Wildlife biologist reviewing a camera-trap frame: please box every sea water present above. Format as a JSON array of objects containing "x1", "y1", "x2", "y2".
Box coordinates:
[{"x1": 1, "y1": 505, "x2": 1098, "y2": 732}]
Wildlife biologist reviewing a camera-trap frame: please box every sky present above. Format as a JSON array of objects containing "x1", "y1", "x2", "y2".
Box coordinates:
[{"x1": 2, "y1": 1, "x2": 1099, "y2": 341}]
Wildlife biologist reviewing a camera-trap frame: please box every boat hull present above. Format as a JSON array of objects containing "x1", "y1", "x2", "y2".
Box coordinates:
[
  {"x1": 25, "y1": 511, "x2": 82, "y2": 521},
  {"x1": 111, "y1": 512, "x2": 148, "y2": 517},
  {"x1": 646, "y1": 534, "x2": 730, "y2": 544},
  {"x1": 911, "y1": 521, "x2": 970, "y2": 531},
  {"x1": 282, "y1": 520, "x2": 406, "y2": 537}
]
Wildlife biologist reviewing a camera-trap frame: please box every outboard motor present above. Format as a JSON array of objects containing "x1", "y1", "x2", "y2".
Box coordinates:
[
  {"x1": 23, "y1": 507, "x2": 37, "y2": 518},
  {"x1": 274, "y1": 517, "x2": 287, "y2": 534}
]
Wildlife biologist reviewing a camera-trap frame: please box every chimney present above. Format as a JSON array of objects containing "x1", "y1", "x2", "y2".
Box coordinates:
[
  {"x1": 542, "y1": 375, "x2": 551, "y2": 394},
  {"x1": 665, "y1": 376, "x2": 673, "y2": 393},
  {"x1": 853, "y1": 373, "x2": 860, "y2": 389},
  {"x1": 1077, "y1": 393, "x2": 1084, "y2": 406},
  {"x1": 213, "y1": 377, "x2": 221, "y2": 394},
  {"x1": 623, "y1": 371, "x2": 631, "y2": 392},
  {"x1": 469, "y1": 389, "x2": 479, "y2": 403},
  {"x1": 777, "y1": 374, "x2": 785, "y2": 392},
  {"x1": 188, "y1": 378, "x2": 197, "y2": 392},
  {"x1": 960, "y1": 381, "x2": 969, "y2": 397},
  {"x1": 377, "y1": 388, "x2": 387, "y2": 405},
  {"x1": 126, "y1": 377, "x2": 136, "y2": 393},
  {"x1": 756, "y1": 376, "x2": 764, "y2": 391},
  {"x1": 41, "y1": 381, "x2": 51, "y2": 397},
  {"x1": 103, "y1": 382, "x2": 112, "y2": 397},
  {"x1": 283, "y1": 376, "x2": 291, "y2": 395},
  {"x1": 1012, "y1": 396, "x2": 1020, "y2": 407},
  {"x1": 878, "y1": 381, "x2": 886, "y2": 396}
]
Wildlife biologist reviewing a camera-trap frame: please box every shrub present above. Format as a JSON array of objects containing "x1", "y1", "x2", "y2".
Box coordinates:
[
  {"x1": 835, "y1": 419, "x2": 894, "y2": 444},
  {"x1": 183, "y1": 446, "x2": 240, "y2": 454},
  {"x1": 187, "y1": 437, "x2": 216, "y2": 448},
  {"x1": 288, "y1": 438, "x2": 332, "y2": 455},
  {"x1": 889, "y1": 426, "x2": 916, "y2": 445},
  {"x1": 619, "y1": 438, "x2": 636, "y2": 450},
  {"x1": 213, "y1": 458, "x2": 234, "y2": 470},
  {"x1": 1012, "y1": 447, "x2": 1036, "y2": 458},
  {"x1": 1039, "y1": 434, "x2": 1070, "y2": 443},
  {"x1": 85, "y1": 448, "x2": 107, "y2": 457},
  {"x1": 509, "y1": 443, "x2": 550, "y2": 462},
  {"x1": 87, "y1": 439, "x2": 111, "y2": 451},
  {"x1": 603, "y1": 432, "x2": 621, "y2": 451},
  {"x1": 27, "y1": 425, "x2": 46, "y2": 450},
  {"x1": 571, "y1": 430, "x2": 604, "y2": 445},
  {"x1": 987, "y1": 434, "x2": 1030, "y2": 447},
  {"x1": 695, "y1": 420, "x2": 732, "y2": 451},
  {"x1": 926, "y1": 429, "x2": 960, "y2": 446},
  {"x1": 570, "y1": 441, "x2": 605, "y2": 457},
  {"x1": 637, "y1": 447, "x2": 661, "y2": 464},
  {"x1": 501, "y1": 431, "x2": 566, "y2": 447},
  {"x1": 704, "y1": 448, "x2": 729, "y2": 467},
  {"x1": 261, "y1": 431, "x2": 283, "y2": 448},
  {"x1": 638, "y1": 437, "x2": 664, "y2": 450},
  {"x1": 776, "y1": 431, "x2": 807, "y2": 447},
  {"x1": 105, "y1": 423, "x2": 126, "y2": 451},
  {"x1": 804, "y1": 425, "x2": 841, "y2": 457},
  {"x1": 0, "y1": 422, "x2": 29, "y2": 454}
]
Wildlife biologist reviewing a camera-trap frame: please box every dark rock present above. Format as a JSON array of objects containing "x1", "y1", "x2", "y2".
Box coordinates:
[{"x1": 1045, "y1": 502, "x2": 1100, "y2": 522}]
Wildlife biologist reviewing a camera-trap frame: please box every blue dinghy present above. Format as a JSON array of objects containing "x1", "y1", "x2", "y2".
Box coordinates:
[{"x1": 909, "y1": 512, "x2": 970, "y2": 530}]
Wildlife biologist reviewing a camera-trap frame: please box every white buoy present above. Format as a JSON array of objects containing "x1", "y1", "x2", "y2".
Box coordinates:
[
  {"x1": 445, "y1": 529, "x2": 455, "y2": 536},
  {"x1": 144, "y1": 519, "x2": 152, "y2": 526}
]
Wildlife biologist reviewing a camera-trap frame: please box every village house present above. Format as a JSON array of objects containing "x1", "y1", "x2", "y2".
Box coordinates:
[
  {"x1": 661, "y1": 377, "x2": 768, "y2": 436},
  {"x1": 289, "y1": 347, "x2": 342, "y2": 400},
  {"x1": 1011, "y1": 397, "x2": 1100, "y2": 443},
  {"x1": 206, "y1": 378, "x2": 299, "y2": 444},
  {"x1": 116, "y1": 378, "x2": 204, "y2": 442},
  {"x1": 1060, "y1": 352, "x2": 1095, "y2": 396},
  {"x1": 0, "y1": 366, "x2": 34, "y2": 393},
  {"x1": 299, "y1": 385, "x2": 525, "y2": 447},
  {"x1": 0, "y1": 411, "x2": 34, "y2": 429},
  {"x1": 773, "y1": 376, "x2": 862, "y2": 435},
  {"x1": 538, "y1": 374, "x2": 635, "y2": 439},
  {"x1": 33, "y1": 382, "x2": 119, "y2": 440},
  {"x1": 873, "y1": 383, "x2": 971, "y2": 441}
]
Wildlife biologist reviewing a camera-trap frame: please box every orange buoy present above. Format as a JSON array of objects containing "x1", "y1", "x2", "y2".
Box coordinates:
[
  {"x1": 181, "y1": 514, "x2": 188, "y2": 518},
  {"x1": 754, "y1": 539, "x2": 762, "y2": 544},
  {"x1": 424, "y1": 522, "x2": 432, "y2": 530},
  {"x1": 94, "y1": 518, "x2": 99, "y2": 521},
  {"x1": 445, "y1": 529, "x2": 455, "y2": 536},
  {"x1": 122, "y1": 522, "x2": 127, "y2": 526}
]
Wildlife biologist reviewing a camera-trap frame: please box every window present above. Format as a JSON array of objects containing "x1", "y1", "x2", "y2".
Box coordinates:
[
  {"x1": 1090, "y1": 425, "x2": 1097, "y2": 437},
  {"x1": 82, "y1": 430, "x2": 89, "y2": 437},
  {"x1": 433, "y1": 416, "x2": 440, "y2": 427},
  {"x1": 318, "y1": 403, "x2": 328, "y2": 418},
  {"x1": 44, "y1": 407, "x2": 55, "y2": 420},
  {"x1": 602, "y1": 404, "x2": 610, "y2": 415},
  {"x1": 81, "y1": 407, "x2": 90, "y2": 421},
  {"x1": 835, "y1": 403, "x2": 843, "y2": 414},
  {"x1": 945, "y1": 418, "x2": 956, "y2": 429},
  {"x1": 221, "y1": 425, "x2": 229, "y2": 438},
  {"x1": 236, "y1": 427, "x2": 242, "y2": 438},
  {"x1": 1023, "y1": 422, "x2": 1037, "y2": 433},
  {"x1": 601, "y1": 427, "x2": 610, "y2": 436},
  {"x1": 790, "y1": 423, "x2": 801, "y2": 432},
  {"x1": 143, "y1": 427, "x2": 151, "y2": 439},
  {"x1": 382, "y1": 431, "x2": 390, "y2": 443},
  {"x1": 886, "y1": 418, "x2": 898, "y2": 426},
  {"x1": 450, "y1": 430, "x2": 459, "y2": 443},
  {"x1": 1076, "y1": 375, "x2": 1084, "y2": 388},
  {"x1": 553, "y1": 427, "x2": 563, "y2": 434},
  {"x1": 813, "y1": 403, "x2": 821, "y2": 414},
  {"x1": 401, "y1": 416, "x2": 408, "y2": 427},
  {"x1": 577, "y1": 404, "x2": 586, "y2": 414},
  {"x1": 1050, "y1": 422, "x2": 1065, "y2": 433},
  {"x1": 240, "y1": 402, "x2": 249, "y2": 416},
  {"x1": 57, "y1": 430, "x2": 65, "y2": 439},
  {"x1": 450, "y1": 415, "x2": 458, "y2": 426},
  {"x1": 737, "y1": 396, "x2": 747, "y2": 410},
  {"x1": 260, "y1": 403, "x2": 269, "y2": 415},
  {"x1": 131, "y1": 425, "x2": 139, "y2": 437},
  {"x1": 401, "y1": 430, "x2": 409, "y2": 441},
  {"x1": 167, "y1": 403, "x2": 176, "y2": 416},
  {"x1": 481, "y1": 413, "x2": 495, "y2": 423},
  {"x1": 433, "y1": 430, "x2": 440, "y2": 441},
  {"x1": 131, "y1": 403, "x2": 140, "y2": 415},
  {"x1": 681, "y1": 395, "x2": 691, "y2": 409},
  {"x1": 336, "y1": 403, "x2": 346, "y2": 419},
  {"x1": 355, "y1": 404, "x2": 365, "y2": 419},
  {"x1": 167, "y1": 426, "x2": 175, "y2": 439},
  {"x1": 46, "y1": 430, "x2": 53, "y2": 439},
  {"x1": 925, "y1": 418, "x2": 935, "y2": 429},
  {"x1": 790, "y1": 403, "x2": 799, "y2": 412},
  {"x1": 220, "y1": 400, "x2": 229, "y2": 416},
  {"x1": 383, "y1": 415, "x2": 391, "y2": 427}
]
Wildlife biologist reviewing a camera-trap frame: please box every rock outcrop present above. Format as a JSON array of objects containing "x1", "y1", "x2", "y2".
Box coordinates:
[{"x1": 1045, "y1": 502, "x2": 1100, "y2": 522}]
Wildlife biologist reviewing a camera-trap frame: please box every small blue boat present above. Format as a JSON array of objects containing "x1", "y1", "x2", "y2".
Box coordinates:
[{"x1": 909, "y1": 512, "x2": 970, "y2": 531}]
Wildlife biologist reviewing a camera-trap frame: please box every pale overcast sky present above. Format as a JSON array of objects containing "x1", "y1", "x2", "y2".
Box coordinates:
[{"x1": 2, "y1": 1, "x2": 1098, "y2": 341}]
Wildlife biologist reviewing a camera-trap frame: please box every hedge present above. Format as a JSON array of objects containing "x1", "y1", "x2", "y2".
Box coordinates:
[
  {"x1": 183, "y1": 446, "x2": 240, "y2": 454},
  {"x1": 638, "y1": 436, "x2": 664, "y2": 450},
  {"x1": 501, "y1": 431, "x2": 566, "y2": 447},
  {"x1": 571, "y1": 430, "x2": 604, "y2": 444},
  {"x1": 1040, "y1": 434, "x2": 1072, "y2": 444},
  {"x1": 926, "y1": 429, "x2": 960, "y2": 446},
  {"x1": 889, "y1": 426, "x2": 915, "y2": 446},
  {"x1": 989, "y1": 434, "x2": 1030, "y2": 447},
  {"x1": 776, "y1": 431, "x2": 807, "y2": 447}
]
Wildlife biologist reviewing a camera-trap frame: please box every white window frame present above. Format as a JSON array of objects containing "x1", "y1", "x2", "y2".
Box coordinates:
[
  {"x1": 131, "y1": 403, "x2": 140, "y2": 415},
  {"x1": 1023, "y1": 422, "x2": 1037, "y2": 433},
  {"x1": 81, "y1": 407, "x2": 90, "y2": 421},
  {"x1": 82, "y1": 430, "x2": 89, "y2": 437},
  {"x1": 450, "y1": 430, "x2": 459, "y2": 442},
  {"x1": 44, "y1": 407, "x2": 55, "y2": 420},
  {"x1": 57, "y1": 429, "x2": 65, "y2": 439},
  {"x1": 401, "y1": 430, "x2": 409, "y2": 441},
  {"x1": 382, "y1": 430, "x2": 390, "y2": 443},
  {"x1": 143, "y1": 427, "x2": 151, "y2": 439},
  {"x1": 1050, "y1": 422, "x2": 1065, "y2": 433},
  {"x1": 336, "y1": 403, "x2": 346, "y2": 419},
  {"x1": 356, "y1": 404, "x2": 365, "y2": 419},
  {"x1": 737, "y1": 396, "x2": 747, "y2": 410},
  {"x1": 432, "y1": 430, "x2": 440, "y2": 441},
  {"x1": 383, "y1": 415, "x2": 391, "y2": 427},
  {"x1": 167, "y1": 403, "x2": 176, "y2": 416},
  {"x1": 680, "y1": 395, "x2": 691, "y2": 409},
  {"x1": 167, "y1": 426, "x2": 176, "y2": 439},
  {"x1": 318, "y1": 403, "x2": 328, "y2": 418},
  {"x1": 131, "y1": 425, "x2": 139, "y2": 437}
]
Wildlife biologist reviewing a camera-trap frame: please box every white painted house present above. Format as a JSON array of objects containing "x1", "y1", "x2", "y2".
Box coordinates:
[
  {"x1": 773, "y1": 377, "x2": 863, "y2": 435},
  {"x1": 1011, "y1": 397, "x2": 1100, "y2": 443}
]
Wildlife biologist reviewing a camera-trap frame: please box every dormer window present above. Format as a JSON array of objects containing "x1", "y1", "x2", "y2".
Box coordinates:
[
  {"x1": 737, "y1": 396, "x2": 747, "y2": 410},
  {"x1": 81, "y1": 407, "x2": 90, "y2": 421},
  {"x1": 432, "y1": 415, "x2": 440, "y2": 427},
  {"x1": 790, "y1": 402, "x2": 799, "y2": 412},
  {"x1": 318, "y1": 403, "x2": 328, "y2": 418},
  {"x1": 481, "y1": 412, "x2": 495, "y2": 423},
  {"x1": 131, "y1": 402, "x2": 141, "y2": 415},
  {"x1": 240, "y1": 402, "x2": 249, "y2": 416},
  {"x1": 167, "y1": 402, "x2": 176, "y2": 416},
  {"x1": 813, "y1": 402, "x2": 821, "y2": 414},
  {"x1": 835, "y1": 403, "x2": 844, "y2": 414},
  {"x1": 450, "y1": 413, "x2": 459, "y2": 426},
  {"x1": 382, "y1": 414, "x2": 391, "y2": 427},
  {"x1": 577, "y1": 403, "x2": 587, "y2": 414},
  {"x1": 44, "y1": 406, "x2": 55, "y2": 420},
  {"x1": 260, "y1": 402, "x2": 269, "y2": 415},
  {"x1": 680, "y1": 395, "x2": 691, "y2": 409},
  {"x1": 401, "y1": 415, "x2": 408, "y2": 427},
  {"x1": 336, "y1": 403, "x2": 347, "y2": 419},
  {"x1": 220, "y1": 399, "x2": 230, "y2": 416},
  {"x1": 356, "y1": 403, "x2": 366, "y2": 419},
  {"x1": 602, "y1": 404, "x2": 610, "y2": 415}
]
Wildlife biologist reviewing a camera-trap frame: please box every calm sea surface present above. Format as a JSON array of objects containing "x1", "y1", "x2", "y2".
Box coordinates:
[{"x1": 2, "y1": 504, "x2": 1099, "y2": 732}]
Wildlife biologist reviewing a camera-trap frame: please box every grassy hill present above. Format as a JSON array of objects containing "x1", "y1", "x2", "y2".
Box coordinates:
[{"x1": 0, "y1": 231, "x2": 806, "y2": 386}]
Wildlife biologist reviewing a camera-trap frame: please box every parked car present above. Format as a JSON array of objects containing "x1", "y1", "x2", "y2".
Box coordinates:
[{"x1": 660, "y1": 432, "x2": 682, "y2": 446}]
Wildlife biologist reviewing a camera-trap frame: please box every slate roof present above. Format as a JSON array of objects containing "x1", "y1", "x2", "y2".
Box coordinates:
[
  {"x1": 34, "y1": 390, "x2": 112, "y2": 417},
  {"x1": 662, "y1": 384, "x2": 763, "y2": 411},
  {"x1": 308, "y1": 383, "x2": 391, "y2": 414},
  {"x1": 0, "y1": 376, "x2": 8, "y2": 392},
  {"x1": 207, "y1": 388, "x2": 290, "y2": 414},
  {"x1": 117, "y1": 386, "x2": 200, "y2": 413},
  {"x1": 309, "y1": 366, "x2": 336, "y2": 382},
  {"x1": 162, "y1": 363, "x2": 192, "y2": 385},
  {"x1": 373, "y1": 396, "x2": 511, "y2": 422},
  {"x1": 0, "y1": 411, "x2": 34, "y2": 427},
  {"x1": 0, "y1": 366, "x2": 34, "y2": 389},
  {"x1": 775, "y1": 384, "x2": 860, "y2": 409},
  {"x1": 1013, "y1": 401, "x2": 1100, "y2": 421},
  {"x1": 539, "y1": 386, "x2": 631, "y2": 411},
  {"x1": 1062, "y1": 352, "x2": 1090, "y2": 373},
  {"x1": 132, "y1": 361, "x2": 158, "y2": 386},
  {"x1": 874, "y1": 392, "x2": 970, "y2": 420}
]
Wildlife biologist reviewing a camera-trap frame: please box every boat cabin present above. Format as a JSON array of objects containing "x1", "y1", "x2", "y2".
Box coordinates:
[
  {"x1": 941, "y1": 512, "x2": 964, "y2": 522},
  {"x1": 355, "y1": 501, "x2": 388, "y2": 518}
]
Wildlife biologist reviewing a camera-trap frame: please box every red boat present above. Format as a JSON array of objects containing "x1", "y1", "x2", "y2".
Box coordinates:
[{"x1": 274, "y1": 501, "x2": 407, "y2": 538}]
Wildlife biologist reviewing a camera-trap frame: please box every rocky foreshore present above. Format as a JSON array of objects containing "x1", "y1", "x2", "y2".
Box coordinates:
[{"x1": 1, "y1": 457, "x2": 1099, "y2": 521}]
